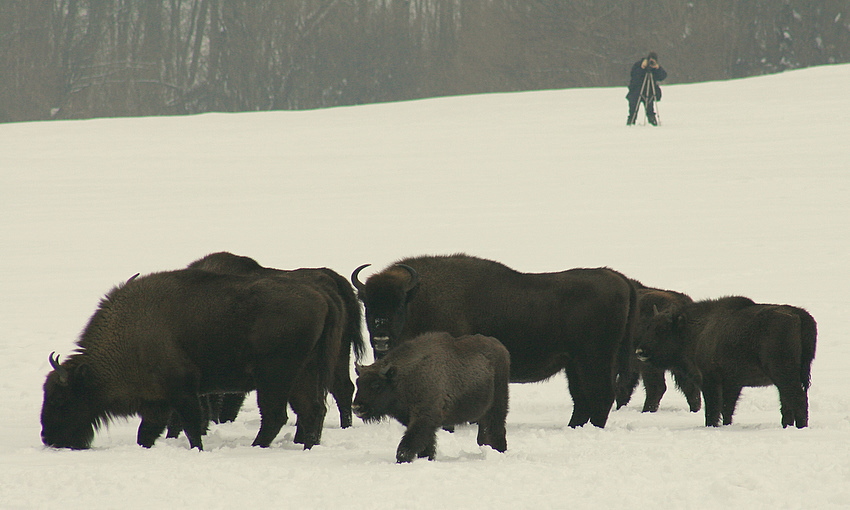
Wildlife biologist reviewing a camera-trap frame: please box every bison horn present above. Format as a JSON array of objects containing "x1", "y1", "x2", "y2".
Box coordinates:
[
  {"x1": 653, "y1": 304, "x2": 660, "y2": 316},
  {"x1": 396, "y1": 264, "x2": 420, "y2": 292},
  {"x1": 351, "y1": 264, "x2": 370, "y2": 291},
  {"x1": 49, "y1": 352, "x2": 70, "y2": 385}
]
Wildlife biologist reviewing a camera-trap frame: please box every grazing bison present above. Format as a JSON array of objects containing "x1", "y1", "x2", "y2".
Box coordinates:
[
  {"x1": 634, "y1": 296, "x2": 817, "y2": 428},
  {"x1": 351, "y1": 254, "x2": 637, "y2": 428},
  {"x1": 615, "y1": 282, "x2": 701, "y2": 413},
  {"x1": 41, "y1": 269, "x2": 342, "y2": 450},
  {"x1": 186, "y1": 252, "x2": 366, "y2": 431},
  {"x1": 353, "y1": 332, "x2": 510, "y2": 463}
]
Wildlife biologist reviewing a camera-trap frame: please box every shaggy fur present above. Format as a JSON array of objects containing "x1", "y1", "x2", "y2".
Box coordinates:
[
  {"x1": 352, "y1": 253, "x2": 636, "y2": 428},
  {"x1": 353, "y1": 332, "x2": 510, "y2": 463},
  {"x1": 634, "y1": 296, "x2": 817, "y2": 428},
  {"x1": 186, "y1": 252, "x2": 366, "y2": 432},
  {"x1": 41, "y1": 269, "x2": 343, "y2": 450}
]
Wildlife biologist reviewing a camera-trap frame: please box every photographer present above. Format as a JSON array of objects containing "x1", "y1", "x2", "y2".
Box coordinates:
[{"x1": 626, "y1": 52, "x2": 667, "y2": 126}]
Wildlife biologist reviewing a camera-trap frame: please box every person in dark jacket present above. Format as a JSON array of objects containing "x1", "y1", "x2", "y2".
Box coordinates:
[{"x1": 627, "y1": 52, "x2": 667, "y2": 126}]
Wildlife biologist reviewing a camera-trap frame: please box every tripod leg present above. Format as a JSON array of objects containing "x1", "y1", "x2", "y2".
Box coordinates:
[{"x1": 628, "y1": 72, "x2": 652, "y2": 126}]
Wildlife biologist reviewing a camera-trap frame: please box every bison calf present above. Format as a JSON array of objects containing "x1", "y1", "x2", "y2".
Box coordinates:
[
  {"x1": 353, "y1": 332, "x2": 510, "y2": 463},
  {"x1": 635, "y1": 296, "x2": 817, "y2": 428},
  {"x1": 615, "y1": 283, "x2": 701, "y2": 413}
]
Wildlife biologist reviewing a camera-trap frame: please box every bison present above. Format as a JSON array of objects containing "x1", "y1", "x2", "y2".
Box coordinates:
[
  {"x1": 353, "y1": 332, "x2": 510, "y2": 463},
  {"x1": 615, "y1": 282, "x2": 701, "y2": 413},
  {"x1": 41, "y1": 268, "x2": 343, "y2": 450},
  {"x1": 351, "y1": 254, "x2": 636, "y2": 428},
  {"x1": 634, "y1": 296, "x2": 817, "y2": 428},
  {"x1": 185, "y1": 252, "x2": 366, "y2": 431}
]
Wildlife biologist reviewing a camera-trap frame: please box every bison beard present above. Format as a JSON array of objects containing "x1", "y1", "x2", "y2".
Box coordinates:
[
  {"x1": 351, "y1": 254, "x2": 636, "y2": 429},
  {"x1": 634, "y1": 296, "x2": 817, "y2": 428},
  {"x1": 353, "y1": 332, "x2": 510, "y2": 463},
  {"x1": 41, "y1": 268, "x2": 343, "y2": 450}
]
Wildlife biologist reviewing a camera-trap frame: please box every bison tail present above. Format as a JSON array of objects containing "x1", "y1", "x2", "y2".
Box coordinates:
[
  {"x1": 798, "y1": 310, "x2": 818, "y2": 390},
  {"x1": 615, "y1": 275, "x2": 639, "y2": 389},
  {"x1": 325, "y1": 269, "x2": 368, "y2": 364},
  {"x1": 316, "y1": 301, "x2": 345, "y2": 394}
]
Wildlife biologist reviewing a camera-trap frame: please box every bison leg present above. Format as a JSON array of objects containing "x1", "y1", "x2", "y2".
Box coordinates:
[
  {"x1": 564, "y1": 361, "x2": 592, "y2": 427},
  {"x1": 217, "y1": 393, "x2": 247, "y2": 423},
  {"x1": 396, "y1": 418, "x2": 438, "y2": 463},
  {"x1": 477, "y1": 368, "x2": 509, "y2": 453},
  {"x1": 672, "y1": 369, "x2": 702, "y2": 413},
  {"x1": 331, "y1": 367, "x2": 354, "y2": 429},
  {"x1": 289, "y1": 371, "x2": 328, "y2": 450},
  {"x1": 777, "y1": 382, "x2": 809, "y2": 428},
  {"x1": 721, "y1": 384, "x2": 743, "y2": 426},
  {"x1": 252, "y1": 358, "x2": 304, "y2": 448},
  {"x1": 640, "y1": 364, "x2": 667, "y2": 413},
  {"x1": 165, "y1": 412, "x2": 183, "y2": 439},
  {"x1": 567, "y1": 358, "x2": 615, "y2": 428},
  {"x1": 137, "y1": 418, "x2": 168, "y2": 448},
  {"x1": 701, "y1": 376, "x2": 723, "y2": 427},
  {"x1": 170, "y1": 395, "x2": 207, "y2": 450},
  {"x1": 137, "y1": 402, "x2": 176, "y2": 448},
  {"x1": 614, "y1": 363, "x2": 641, "y2": 410},
  {"x1": 476, "y1": 408, "x2": 507, "y2": 453}
]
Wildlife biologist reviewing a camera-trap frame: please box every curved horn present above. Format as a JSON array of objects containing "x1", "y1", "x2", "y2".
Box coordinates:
[
  {"x1": 652, "y1": 304, "x2": 660, "y2": 316},
  {"x1": 49, "y1": 352, "x2": 70, "y2": 385},
  {"x1": 396, "y1": 264, "x2": 420, "y2": 292},
  {"x1": 351, "y1": 264, "x2": 371, "y2": 291}
]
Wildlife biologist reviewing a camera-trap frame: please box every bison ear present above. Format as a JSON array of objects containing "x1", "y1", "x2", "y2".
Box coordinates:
[{"x1": 379, "y1": 364, "x2": 395, "y2": 381}]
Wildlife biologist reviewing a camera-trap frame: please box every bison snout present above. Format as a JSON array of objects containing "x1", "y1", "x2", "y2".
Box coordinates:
[{"x1": 352, "y1": 404, "x2": 368, "y2": 420}]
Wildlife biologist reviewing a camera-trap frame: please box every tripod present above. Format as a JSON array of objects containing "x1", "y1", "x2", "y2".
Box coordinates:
[{"x1": 628, "y1": 70, "x2": 660, "y2": 126}]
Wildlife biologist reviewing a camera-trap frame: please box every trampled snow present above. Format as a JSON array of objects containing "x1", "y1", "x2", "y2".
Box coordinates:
[{"x1": 1, "y1": 64, "x2": 849, "y2": 509}]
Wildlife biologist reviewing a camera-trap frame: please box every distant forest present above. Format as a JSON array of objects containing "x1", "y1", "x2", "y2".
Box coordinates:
[{"x1": 2, "y1": 0, "x2": 849, "y2": 122}]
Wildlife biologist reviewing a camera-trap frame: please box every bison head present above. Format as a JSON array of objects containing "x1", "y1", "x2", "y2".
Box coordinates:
[
  {"x1": 41, "y1": 353, "x2": 99, "y2": 449},
  {"x1": 352, "y1": 363, "x2": 401, "y2": 424},
  {"x1": 351, "y1": 264, "x2": 419, "y2": 358},
  {"x1": 634, "y1": 307, "x2": 686, "y2": 368}
]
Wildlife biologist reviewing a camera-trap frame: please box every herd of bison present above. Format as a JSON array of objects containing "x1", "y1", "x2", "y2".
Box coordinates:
[{"x1": 41, "y1": 252, "x2": 817, "y2": 463}]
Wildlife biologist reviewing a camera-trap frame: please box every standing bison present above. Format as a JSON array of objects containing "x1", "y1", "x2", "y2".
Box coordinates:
[
  {"x1": 41, "y1": 268, "x2": 343, "y2": 450},
  {"x1": 351, "y1": 254, "x2": 636, "y2": 428},
  {"x1": 615, "y1": 282, "x2": 701, "y2": 413},
  {"x1": 186, "y1": 252, "x2": 366, "y2": 430},
  {"x1": 634, "y1": 296, "x2": 817, "y2": 428},
  {"x1": 353, "y1": 332, "x2": 510, "y2": 463}
]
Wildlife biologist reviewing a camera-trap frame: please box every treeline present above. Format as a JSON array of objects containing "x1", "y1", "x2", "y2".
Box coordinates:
[{"x1": 2, "y1": 0, "x2": 849, "y2": 123}]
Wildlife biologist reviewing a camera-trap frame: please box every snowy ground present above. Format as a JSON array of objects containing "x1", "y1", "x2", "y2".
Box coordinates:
[{"x1": 2, "y1": 64, "x2": 849, "y2": 509}]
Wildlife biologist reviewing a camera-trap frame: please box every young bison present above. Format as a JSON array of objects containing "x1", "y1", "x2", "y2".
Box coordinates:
[
  {"x1": 635, "y1": 296, "x2": 817, "y2": 428},
  {"x1": 353, "y1": 332, "x2": 510, "y2": 463}
]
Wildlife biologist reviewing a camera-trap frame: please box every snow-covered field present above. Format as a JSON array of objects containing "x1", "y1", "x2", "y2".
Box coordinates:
[{"x1": 2, "y1": 64, "x2": 849, "y2": 509}]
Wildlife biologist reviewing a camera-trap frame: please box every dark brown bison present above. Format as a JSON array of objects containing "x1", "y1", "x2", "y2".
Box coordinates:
[
  {"x1": 351, "y1": 254, "x2": 636, "y2": 428},
  {"x1": 634, "y1": 296, "x2": 817, "y2": 428},
  {"x1": 185, "y1": 252, "x2": 366, "y2": 431},
  {"x1": 353, "y1": 332, "x2": 510, "y2": 463},
  {"x1": 41, "y1": 268, "x2": 343, "y2": 450},
  {"x1": 615, "y1": 282, "x2": 701, "y2": 413}
]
